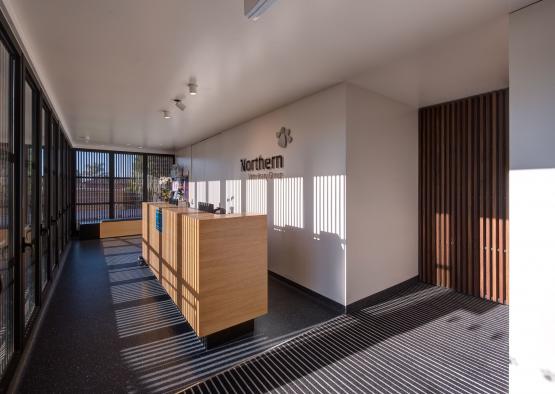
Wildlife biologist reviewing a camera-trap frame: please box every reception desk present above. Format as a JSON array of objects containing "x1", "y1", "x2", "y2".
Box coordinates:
[
  {"x1": 141, "y1": 202, "x2": 268, "y2": 344},
  {"x1": 141, "y1": 202, "x2": 175, "y2": 280}
]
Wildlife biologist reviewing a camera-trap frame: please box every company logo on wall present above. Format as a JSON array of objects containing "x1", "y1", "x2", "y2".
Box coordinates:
[
  {"x1": 240, "y1": 155, "x2": 284, "y2": 180},
  {"x1": 276, "y1": 127, "x2": 293, "y2": 148},
  {"x1": 240, "y1": 127, "x2": 291, "y2": 180}
]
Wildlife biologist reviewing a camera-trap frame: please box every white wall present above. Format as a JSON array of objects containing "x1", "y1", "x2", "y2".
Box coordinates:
[
  {"x1": 509, "y1": 1, "x2": 555, "y2": 392},
  {"x1": 345, "y1": 84, "x2": 418, "y2": 304},
  {"x1": 176, "y1": 84, "x2": 348, "y2": 304},
  {"x1": 176, "y1": 83, "x2": 420, "y2": 307}
]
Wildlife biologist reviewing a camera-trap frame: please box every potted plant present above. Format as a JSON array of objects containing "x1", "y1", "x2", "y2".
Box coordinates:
[{"x1": 159, "y1": 177, "x2": 173, "y2": 202}]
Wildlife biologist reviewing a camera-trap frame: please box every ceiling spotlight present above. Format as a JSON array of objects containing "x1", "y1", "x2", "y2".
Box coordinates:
[
  {"x1": 162, "y1": 110, "x2": 171, "y2": 119},
  {"x1": 188, "y1": 83, "x2": 198, "y2": 96},
  {"x1": 173, "y1": 99, "x2": 186, "y2": 111}
]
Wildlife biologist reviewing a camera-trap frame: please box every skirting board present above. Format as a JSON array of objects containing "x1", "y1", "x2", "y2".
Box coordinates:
[
  {"x1": 346, "y1": 276, "x2": 420, "y2": 314},
  {"x1": 269, "y1": 272, "x2": 420, "y2": 315},
  {"x1": 268, "y1": 271, "x2": 345, "y2": 314}
]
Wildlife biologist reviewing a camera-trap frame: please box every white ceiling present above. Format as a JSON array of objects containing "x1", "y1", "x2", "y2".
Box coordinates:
[
  {"x1": 350, "y1": 15, "x2": 509, "y2": 108},
  {"x1": 3, "y1": 0, "x2": 525, "y2": 151}
]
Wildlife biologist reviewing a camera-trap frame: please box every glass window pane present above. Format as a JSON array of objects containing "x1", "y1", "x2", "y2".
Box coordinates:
[
  {"x1": 114, "y1": 153, "x2": 142, "y2": 219},
  {"x1": 74, "y1": 150, "x2": 174, "y2": 224},
  {"x1": 40, "y1": 108, "x2": 48, "y2": 289},
  {"x1": 49, "y1": 122, "x2": 57, "y2": 269},
  {"x1": 0, "y1": 38, "x2": 14, "y2": 379},
  {"x1": 75, "y1": 150, "x2": 110, "y2": 224},
  {"x1": 147, "y1": 155, "x2": 173, "y2": 201},
  {"x1": 23, "y1": 81, "x2": 36, "y2": 325}
]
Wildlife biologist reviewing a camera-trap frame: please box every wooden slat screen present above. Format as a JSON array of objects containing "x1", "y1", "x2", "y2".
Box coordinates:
[{"x1": 419, "y1": 89, "x2": 509, "y2": 304}]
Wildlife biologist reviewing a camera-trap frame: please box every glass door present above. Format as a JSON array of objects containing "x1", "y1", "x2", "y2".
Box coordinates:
[
  {"x1": 22, "y1": 80, "x2": 38, "y2": 326},
  {"x1": 40, "y1": 107, "x2": 49, "y2": 290},
  {"x1": 49, "y1": 121, "x2": 57, "y2": 271},
  {"x1": 0, "y1": 36, "x2": 15, "y2": 379},
  {"x1": 56, "y1": 127, "x2": 61, "y2": 260},
  {"x1": 61, "y1": 138, "x2": 66, "y2": 250}
]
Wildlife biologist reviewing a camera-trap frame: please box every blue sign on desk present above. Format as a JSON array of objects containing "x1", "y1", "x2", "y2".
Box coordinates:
[{"x1": 155, "y1": 208, "x2": 162, "y2": 232}]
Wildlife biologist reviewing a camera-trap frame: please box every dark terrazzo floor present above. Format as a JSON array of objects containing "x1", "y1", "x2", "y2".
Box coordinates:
[
  {"x1": 187, "y1": 283, "x2": 509, "y2": 394},
  {"x1": 18, "y1": 236, "x2": 340, "y2": 393}
]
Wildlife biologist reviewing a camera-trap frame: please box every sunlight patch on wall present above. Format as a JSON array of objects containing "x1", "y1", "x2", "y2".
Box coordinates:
[
  {"x1": 189, "y1": 181, "x2": 196, "y2": 207},
  {"x1": 314, "y1": 175, "x2": 346, "y2": 241},
  {"x1": 246, "y1": 179, "x2": 267, "y2": 214},
  {"x1": 509, "y1": 168, "x2": 555, "y2": 394},
  {"x1": 225, "y1": 180, "x2": 242, "y2": 214},
  {"x1": 208, "y1": 180, "x2": 221, "y2": 207},
  {"x1": 196, "y1": 181, "x2": 206, "y2": 205},
  {"x1": 273, "y1": 177, "x2": 304, "y2": 229}
]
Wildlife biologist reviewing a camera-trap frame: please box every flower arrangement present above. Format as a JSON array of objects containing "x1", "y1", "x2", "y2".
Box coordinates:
[
  {"x1": 226, "y1": 196, "x2": 235, "y2": 214},
  {"x1": 159, "y1": 177, "x2": 173, "y2": 202}
]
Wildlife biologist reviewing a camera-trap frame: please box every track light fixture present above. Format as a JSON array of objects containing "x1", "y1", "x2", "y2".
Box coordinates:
[
  {"x1": 188, "y1": 82, "x2": 198, "y2": 96},
  {"x1": 174, "y1": 99, "x2": 186, "y2": 111},
  {"x1": 162, "y1": 110, "x2": 171, "y2": 119}
]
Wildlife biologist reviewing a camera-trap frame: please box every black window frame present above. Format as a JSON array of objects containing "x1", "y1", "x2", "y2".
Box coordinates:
[
  {"x1": 0, "y1": 9, "x2": 74, "y2": 391},
  {"x1": 73, "y1": 148, "x2": 174, "y2": 227}
]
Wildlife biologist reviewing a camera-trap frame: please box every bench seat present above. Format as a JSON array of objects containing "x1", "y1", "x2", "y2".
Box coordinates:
[{"x1": 79, "y1": 218, "x2": 141, "y2": 240}]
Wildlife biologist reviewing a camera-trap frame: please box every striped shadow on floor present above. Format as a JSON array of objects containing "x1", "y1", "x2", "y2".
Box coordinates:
[
  {"x1": 109, "y1": 266, "x2": 155, "y2": 283},
  {"x1": 184, "y1": 283, "x2": 509, "y2": 394},
  {"x1": 101, "y1": 237, "x2": 339, "y2": 393}
]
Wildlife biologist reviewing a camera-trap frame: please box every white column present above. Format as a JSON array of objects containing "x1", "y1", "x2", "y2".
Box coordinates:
[{"x1": 509, "y1": 1, "x2": 555, "y2": 392}]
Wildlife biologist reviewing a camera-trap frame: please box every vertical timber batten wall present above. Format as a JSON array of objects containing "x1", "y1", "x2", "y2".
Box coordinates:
[{"x1": 419, "y1": 89, "x2": 509, "y2": 304}]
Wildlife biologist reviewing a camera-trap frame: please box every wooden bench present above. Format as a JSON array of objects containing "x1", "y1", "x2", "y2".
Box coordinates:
[{"x1": 79, "y1": 218, "x2": 141, "y2": 240}]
